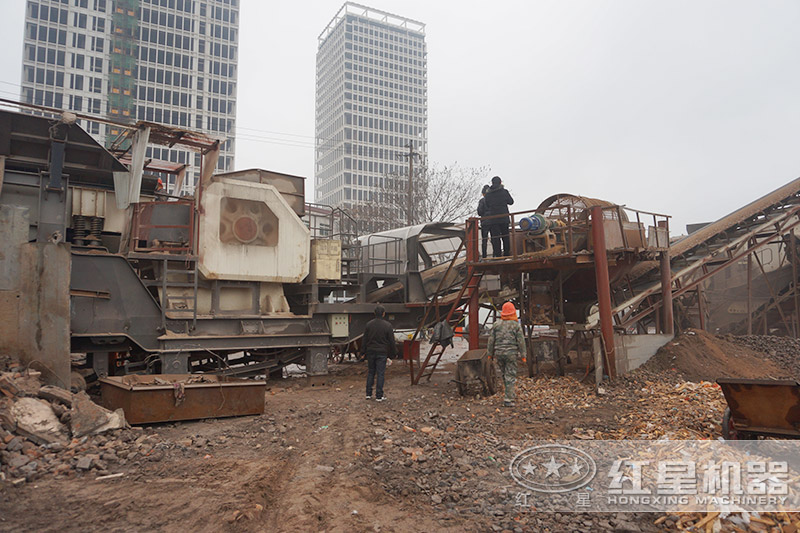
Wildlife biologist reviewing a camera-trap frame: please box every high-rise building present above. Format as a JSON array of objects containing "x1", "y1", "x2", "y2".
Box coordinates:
[
  {"x1": 315, "y1": 2, "x2": 427, "y2": 218},
  {"x1": 19, "y1": 0, "x2": 238, "y2": 193}
]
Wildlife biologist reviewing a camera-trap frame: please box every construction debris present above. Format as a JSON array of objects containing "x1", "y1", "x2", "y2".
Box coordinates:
[
  {"x1": 38, "y1": 385, "x2": 74, "y2": 407},
  {"x1": 9, "y1": 397, "x2": 68, "y2": 445},
  {"x1": 69, "y1": 392, "x2": 127, "y2": 438},
  {"x1": 4, "y1": 328, "x2": 800, "y2": 530},
  {"x1": 662, "y1": 511, "x2": 800, "y2": 532},
  {"x1": 0, "y1": 365, "x2": 140, "y2": 484}
]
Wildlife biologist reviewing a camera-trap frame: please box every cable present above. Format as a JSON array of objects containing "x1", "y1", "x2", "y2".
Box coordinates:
[
  {"x1": 0, "y1": 90, "x2": 426, "y2": 161},
  {"x1": 1, "y1": 77, "x2": 426, "y2": 149}
]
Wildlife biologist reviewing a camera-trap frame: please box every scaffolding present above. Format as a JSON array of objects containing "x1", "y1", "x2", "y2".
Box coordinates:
[{"x1": 106, "y1": 0, "x2": 139, "y2": 147}]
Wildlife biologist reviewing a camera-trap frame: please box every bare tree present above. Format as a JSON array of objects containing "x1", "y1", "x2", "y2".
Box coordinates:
[
  {"x1": 414, "y1": 163, "x2": 491, "y2": 225},
  {"x1": 349, "y1": 163, "x2": 491, "y2": 232}
]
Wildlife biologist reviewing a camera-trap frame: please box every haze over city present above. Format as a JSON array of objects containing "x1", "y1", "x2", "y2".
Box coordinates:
[{"x1": 2, "y1": 0, "x2": 798, "y2": 233}]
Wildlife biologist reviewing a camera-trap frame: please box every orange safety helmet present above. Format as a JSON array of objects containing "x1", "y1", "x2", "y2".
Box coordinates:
[{"x1": 501, "y1": 301, "x2": 517, "y2": 320}]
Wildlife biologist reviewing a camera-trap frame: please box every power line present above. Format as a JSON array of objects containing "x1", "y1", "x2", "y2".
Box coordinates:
[
  {"x1": 0, "y1": 78, "x2": 425, "y2": 152},
  {"x1": 0, "y1": 84, "x2": 425, "y2": 161}
]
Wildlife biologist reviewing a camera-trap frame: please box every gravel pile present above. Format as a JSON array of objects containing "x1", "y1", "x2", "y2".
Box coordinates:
[
  {"x1": 358, "y1": 389, "x2": 659, "y2": 532},
  {"x1": 721, "y1": 334, "x2": 800, "y2": 378}
]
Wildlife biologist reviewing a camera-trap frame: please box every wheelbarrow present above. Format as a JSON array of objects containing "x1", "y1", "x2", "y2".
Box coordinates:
[
  {"x1": 454, "y1": 349, "x2": 497, "y2": 396},
  {"x1": 717, "y1": 378, "x2": 800, "y2": 439}
]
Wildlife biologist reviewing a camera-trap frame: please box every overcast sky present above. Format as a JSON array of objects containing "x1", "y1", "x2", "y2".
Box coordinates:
[{"x1": 2, "y1": 1, "x2": 799, "y2": 234}]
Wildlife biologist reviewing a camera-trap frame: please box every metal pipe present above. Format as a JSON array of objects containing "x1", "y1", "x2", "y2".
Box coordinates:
[
  {"x1": 747, "y1": 252, "x2": 753, "y2": 335},
  {"x1": 590, "y1": 206, "x2": 616, "y2": 378},
  {"x1": 660, "y1": 251, "x2": 674, "y2": 335},
  {"x1": 697, "y1": 285, "x2": 706, "y2": 331},
  {"x1": 791, "y1": 230, "x2": 799, "y2": 338},
  {"x1": 467, "y1": 218, "x2": 480, "y2": 350}
]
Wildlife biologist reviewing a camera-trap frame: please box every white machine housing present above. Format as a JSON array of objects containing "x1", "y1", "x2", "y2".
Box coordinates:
[{"x1": 198, "y1": 177, "x2": 310, "y2": 283}]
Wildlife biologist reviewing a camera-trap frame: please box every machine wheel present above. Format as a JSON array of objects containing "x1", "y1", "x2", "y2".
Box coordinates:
[
  {"x1": 483, "y1": 360, "x2": 498, "y2": 396},
  {"x1": 329, "y1": 346, "x2": 345, "y2": 364},
  {"x1": 455, "y1": 366, "x2": 466, "y2": 396},
  {"x1": 722, "y1": 408, "x2": 738, "y2": 440}
]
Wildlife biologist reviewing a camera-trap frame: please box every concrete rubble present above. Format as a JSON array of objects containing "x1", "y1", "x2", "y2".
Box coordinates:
[
  {"x1": 10, "y1": 397, "x2": 68, "y2": 445},
  {"x1": 0, "y1": 360, "x2": 153, "y2": 485}
]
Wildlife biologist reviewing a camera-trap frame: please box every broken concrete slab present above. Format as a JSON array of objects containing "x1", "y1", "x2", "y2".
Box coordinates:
[
  {"x1": 69, "y1": 392, "x2": 127, "y2": 438},
  {"x1": 10, "y1": 397, "x2": 68, "y2": 445},
  {"x1": 0, "y1": 403, "x2": 16, "y2": 433},
  {"x1": 38, "y1": 385, "x2": 73, "y2": 407}
]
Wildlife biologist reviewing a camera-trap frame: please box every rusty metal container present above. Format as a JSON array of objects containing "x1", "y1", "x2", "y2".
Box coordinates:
[
  {"x1": 99, "y1": 374, "x2": 265, "y2": 424},
  {"x1": 718, "y1": 378, "x2": 800, "y2": 439},
  {"x1": 455, "y1": 349, "x2": 496, "y2": 396},
  {"x1": 403, "y1": 339, "x2": 420, "y2": 362}
]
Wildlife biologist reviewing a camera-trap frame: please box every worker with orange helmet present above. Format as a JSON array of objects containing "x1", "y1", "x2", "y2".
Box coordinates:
[{"x1": 487, "y1": 301, "x2": 527, "y2": 407}]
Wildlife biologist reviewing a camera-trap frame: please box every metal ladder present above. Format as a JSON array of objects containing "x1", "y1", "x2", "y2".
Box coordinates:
[
  {"x1": 156, "y1": 257, "x2": 198, "y2": 331},
  {"x1": 409, "y1": 252, "x2": 483, "y2": 384}
]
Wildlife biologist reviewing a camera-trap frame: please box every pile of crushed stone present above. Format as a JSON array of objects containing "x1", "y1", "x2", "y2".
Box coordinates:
[{"x1": 640, "y1": 329, "x2": 789, "y2": 381}]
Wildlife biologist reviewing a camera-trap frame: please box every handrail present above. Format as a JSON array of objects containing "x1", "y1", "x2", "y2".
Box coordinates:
[{"x1": 471, "y1": 204, "x2": 670, "y2": 263}]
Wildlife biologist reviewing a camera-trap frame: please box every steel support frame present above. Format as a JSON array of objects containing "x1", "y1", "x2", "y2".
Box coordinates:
[
  {"x1": 591, "y1": 206, "x2": 617, "y2": 378},
  {"x1": 409, "y1": 220, "x2": 479, "y2": 385},
  {"x1": 618, "y1": 205, "x2": 800, "y2": 329}
]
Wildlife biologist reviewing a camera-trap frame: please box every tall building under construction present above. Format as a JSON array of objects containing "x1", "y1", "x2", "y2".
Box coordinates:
[
  {"x1": 19, "y1": 0, "x2": 238, "y2": 192},
  {"x1": 314, "y1": 2, "x2": 428, "y2": 215}
]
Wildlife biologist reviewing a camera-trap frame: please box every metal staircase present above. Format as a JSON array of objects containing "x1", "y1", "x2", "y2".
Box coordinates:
[
  {"x1": 138, "y1": 255, "x2": 198, "y2": 331},
  {"x1": 408, "y1": 240, "x2": 483, "y2": 384}
]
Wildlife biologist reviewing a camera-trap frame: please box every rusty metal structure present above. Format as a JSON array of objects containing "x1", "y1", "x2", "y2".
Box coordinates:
[
  {"x1": 718, "y1": 378, "x2": 800, "y2": 440},
  {"x1": 0, "y1": 103, "x2": 455, "y2": 387},
  {"x1": 5, "y1": 93, "x2": 799, "y2": 396},
  {"x1": 402, "y1": 194, "x2": 672, "y2": 384},
  {"x1": 99, "y1": 374, "x2": 266, "y2": 424},
  {"x1": 409, "y1": 175, "x2": 800, "y2": 388},
  {"x1": 615, "y1": 177, "x2": 800, "y2": 338}
]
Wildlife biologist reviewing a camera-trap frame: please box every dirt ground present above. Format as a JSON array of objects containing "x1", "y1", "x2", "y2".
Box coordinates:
[{"x1": 0, "y1": 331, "x2": 789, "y2": 532}]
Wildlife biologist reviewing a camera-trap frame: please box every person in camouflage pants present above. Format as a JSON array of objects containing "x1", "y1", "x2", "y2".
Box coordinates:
[{"x1": 487, "y1": 301, "x2": 527, "y2": 407}]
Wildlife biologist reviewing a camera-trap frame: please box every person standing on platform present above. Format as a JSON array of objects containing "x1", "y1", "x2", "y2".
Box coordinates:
[
  {"x1": 477, "y1": 184, "x2": 491, "y2": 258},
  {"x1": 484, "y1": 176, "x2": 514, "y2": 257}
]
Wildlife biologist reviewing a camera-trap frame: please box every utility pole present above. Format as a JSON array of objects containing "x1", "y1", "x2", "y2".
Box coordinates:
[{"x1": 401, "y1": 142, "x2": 419, "y2": 226}]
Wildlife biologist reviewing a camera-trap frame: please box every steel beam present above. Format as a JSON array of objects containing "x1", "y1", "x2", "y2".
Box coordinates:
[
  {"x1": 467, "y1": 218, "x2": 480, "y2": 350},
  {"x1": 615, "y1": 206, "x2": 800, "y2": 329},
  {"x1": 591, "y1": 207, "x2": 616, "y2": 378},
  {"x1": 660, "y1": 251, "x2": 674, "y2": 335}
]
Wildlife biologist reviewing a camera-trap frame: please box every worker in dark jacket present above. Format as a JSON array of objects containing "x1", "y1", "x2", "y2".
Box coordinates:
[
  {"x1": 362, "y1": 305, "x2": 397, "y2": 401},
  {"x1": 477, "y1": 184, "x2": 491, "y2": 258},
  {"x1": 484, "y1": 176, "x2": 514, "y2": 257}
]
